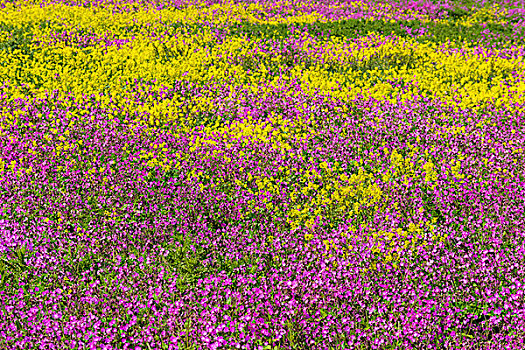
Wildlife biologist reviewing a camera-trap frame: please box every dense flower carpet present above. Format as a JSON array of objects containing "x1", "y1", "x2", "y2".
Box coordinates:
[{"x1": 1, "y1": 0, "x2": 525, "y2": 348}]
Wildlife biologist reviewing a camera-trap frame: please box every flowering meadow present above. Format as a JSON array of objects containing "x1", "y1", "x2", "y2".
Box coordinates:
[{"x1": 1, "y1": 0, "x2": 525, "y2": 348}]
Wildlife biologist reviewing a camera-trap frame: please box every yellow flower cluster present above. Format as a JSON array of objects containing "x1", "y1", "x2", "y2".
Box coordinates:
[
  {"x1": 1, "y1": 2, "x2": 523, "y2": 130},
  {"x1": 286, "y1": 165, "x2": 383, "y2": 231}
]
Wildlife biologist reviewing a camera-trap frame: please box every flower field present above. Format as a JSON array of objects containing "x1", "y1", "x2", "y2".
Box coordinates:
[{"x1": 1, "y1": 0, "x2": 525, "y2": 348}]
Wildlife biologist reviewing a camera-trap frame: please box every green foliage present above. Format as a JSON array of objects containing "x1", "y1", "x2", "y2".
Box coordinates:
[
  {"x1": 229, "y1": 18, "x2": 523, "y2": 47},
  {"x1": 0, "y1": 22, "x2": 34, "y2": 55}
]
